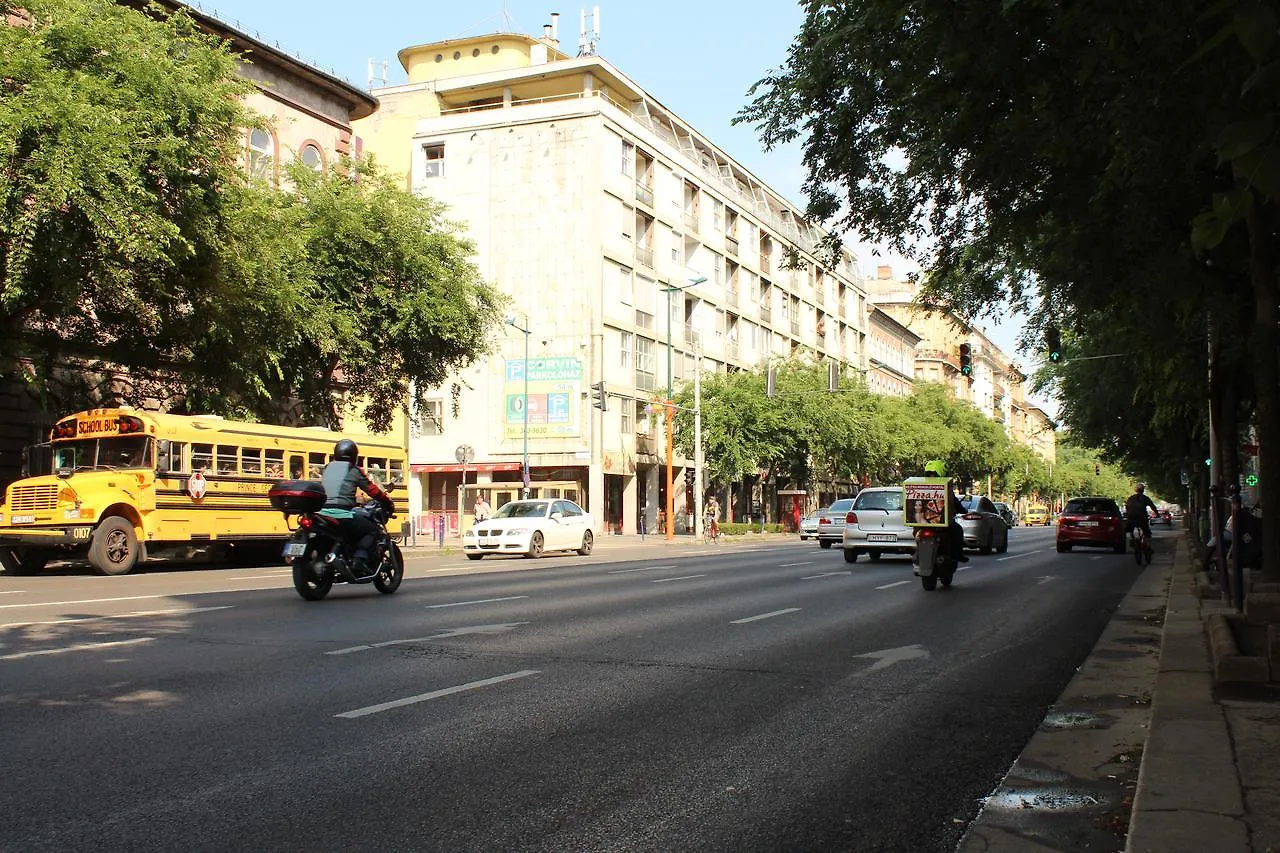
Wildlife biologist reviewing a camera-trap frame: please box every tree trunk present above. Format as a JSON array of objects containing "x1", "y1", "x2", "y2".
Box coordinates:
[{"x1": 1246, "y1": 207, "x2": 1280, "y2": 582}]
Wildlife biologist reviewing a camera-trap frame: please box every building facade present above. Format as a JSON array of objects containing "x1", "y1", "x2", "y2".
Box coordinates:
[
  {"x1": 867, "y1": 307, "x2": 920, "y2": 397},
  {"x1": 357, "y1": 27, "x2": 871, "y2": 533}
]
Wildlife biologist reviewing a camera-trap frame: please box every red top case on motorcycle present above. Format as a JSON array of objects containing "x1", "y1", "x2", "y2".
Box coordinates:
[{"x1": 268, "y1": 480, "x2": 327, "y2": 514}]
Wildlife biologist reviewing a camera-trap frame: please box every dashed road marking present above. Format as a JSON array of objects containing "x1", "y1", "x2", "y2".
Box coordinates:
[
  {"x1": 1, "y1": 637, "x2": 155, "y2": 661},
  {"x1": 998, "y1": 549, "x2": 1044, "y2": 562},
  {"x1": 609, "y1": 565, "x2": 675, "y2": 574},
  {"x1": 335, "y1": 669, "x2": 540, "y2": 718},
  {"x1": 731, "y1": 608, "x2": 801, "y2": 624},
  {"x1": 652, "y1": 575, "x2": 706, "y2": 583},
  {"x1": 427, "y1": 596, "x2": 528, "y2": 609},
  {"x1": 0, "y1": 605, "x2": 235, "y2": 628},
  {"x1": 875, "y1": 580, "x2": 911, "y2": 589}
]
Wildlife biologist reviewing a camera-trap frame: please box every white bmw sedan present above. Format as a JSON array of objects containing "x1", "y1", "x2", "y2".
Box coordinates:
[{"x1": 463, "y1": 498, "x2": 595, "y2": 560}]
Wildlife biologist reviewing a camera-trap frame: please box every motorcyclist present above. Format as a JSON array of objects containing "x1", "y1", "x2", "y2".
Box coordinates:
[
  {"x1": 319, "y1": 439, "x2": 393, "y2": 576},
  {"x1": 923, "y1": 460, "x2": 969, "y2": 564},
  {"x1": 1124, "y1": 483, "x2": 1158, "y2": 543}
]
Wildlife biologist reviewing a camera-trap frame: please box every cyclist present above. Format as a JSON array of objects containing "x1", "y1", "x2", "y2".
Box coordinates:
[
  {"x1": 704, "y1": 494, "x2": 721, "y2": 543},
  {"x1": 1124, "y1": 483, "x2": 1158, "y2": 546}
]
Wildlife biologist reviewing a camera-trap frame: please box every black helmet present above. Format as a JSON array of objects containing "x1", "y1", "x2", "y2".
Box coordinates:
[{"x1": 334, "y1": 439, "x2": 359, "y2": 462}]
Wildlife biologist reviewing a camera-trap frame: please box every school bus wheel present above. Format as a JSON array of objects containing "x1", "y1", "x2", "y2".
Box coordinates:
[
  {"x1": 0, "y1": 548, "x2": 51, "y2": 576},
  {"x1": 88, "y1": 517, "x2": 141, "y2": 576}
]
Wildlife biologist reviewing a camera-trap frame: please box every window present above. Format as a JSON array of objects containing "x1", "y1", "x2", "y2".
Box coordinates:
[
  {"x1": 366, "y1": 458, "x2": 389, "y2": 485},
  {"x1": 712, "y1": 198, "x2": 725, "y2": 233},
  {"x1": 618, "y1": 265, "x2": 634, "y2": 306},
  {"x1": 619, "y1": 330, "x2": 633, "y2": 370},
  {"x1": 299, "y1": 144, "x2": 324, "y2": 172},
  {"x1": 389, "y1": 459, "x2": 405, "y2": 485},
  {"x1": 423, "y1": 143, "x2": 445, "y2": 178},
  {"x1": 192, "y1": 443, "x2": 213, "y2": 472},
  {"x1": 621, "y1": 140, "x2": 635, "y2": 177},
  {"x1": 216, "y1": 445, "x2": 238, "y2": 475},
  {"x1": 240, "y1": 447, "x2": 263, "y2": 476},
  {"x1": 308, "y1": 452, "x2": 326, "y2": 479},
  {"x1": 289, "y1": 455, "x2": 305, "y2": 479},
  {"x1": 249, "y1": 128, "x2": 274, "y2": 183},
  {"x1": 265, "y1": 449, "x2": 285, "y2": 479},
  {"x1": 636, "y1": 337, "x2": 655, "y2": 391},
  {"x1": 414, "y1": 400, "x2": 445, "y2": 436},
  {"x1": 158, "y1": 441, "x2": 188, "y2": 473}
]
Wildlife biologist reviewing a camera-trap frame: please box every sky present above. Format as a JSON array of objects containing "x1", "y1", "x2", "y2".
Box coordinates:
[{"x1": 188, "y1": 0, "x2": 1051, "y2": 411}]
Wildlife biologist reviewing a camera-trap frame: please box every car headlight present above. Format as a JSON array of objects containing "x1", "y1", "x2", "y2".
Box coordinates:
[
  {"x1": 464, "y1": 529, "x2": 476, "y2": 538},
  {"x1": 505, "y1": 528, "x2": 528, "y2": 536}
]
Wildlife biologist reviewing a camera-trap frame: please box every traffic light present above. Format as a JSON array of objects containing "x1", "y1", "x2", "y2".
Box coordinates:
[
  {"x1": 590, "y1": 380, "x2": 607, "y2": 411},
  {"x1": 958, "y1": 342, "x2": 973, "y2": 377},
  {"x1": 1046, "y1": 327, "x2": 1062, "y2": 362},
  {"x1": 1095, "y1": 462, "x2": 1101, "y2": 475}
]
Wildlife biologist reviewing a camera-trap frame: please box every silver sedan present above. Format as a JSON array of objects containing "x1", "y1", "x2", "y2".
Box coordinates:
[{"x1": 958, "y1": 495, "x2": 1009, "y2": 554}]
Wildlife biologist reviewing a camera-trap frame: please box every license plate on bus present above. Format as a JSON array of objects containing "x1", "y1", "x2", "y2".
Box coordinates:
[
  {"x1": 282, "y1": 542, "x2": 307, "y2": 557},
  {"x1": 867, "y1": 533, "x2": 897, "y2": 542},
  {"x1": 10, "y1": 515, "x2": 34, "y2": 525}
]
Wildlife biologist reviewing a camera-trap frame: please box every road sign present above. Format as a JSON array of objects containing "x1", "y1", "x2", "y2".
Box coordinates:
[{"x1": 455, "y1": 444, "x2": 474, "y2": 464}]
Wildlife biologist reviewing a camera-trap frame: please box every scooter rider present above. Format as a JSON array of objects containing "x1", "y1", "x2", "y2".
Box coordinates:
[
  {"x1": 923, "y1": 460, "x2": 969, "y2": 564},
  {"x1": 320, "y1": 439, "x2": 393, "y2": 576}
]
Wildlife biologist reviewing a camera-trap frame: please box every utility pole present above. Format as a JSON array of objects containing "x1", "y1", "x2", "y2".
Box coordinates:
[{"x1": 694, "y1": 343, "x2": 703, "y2": 539}]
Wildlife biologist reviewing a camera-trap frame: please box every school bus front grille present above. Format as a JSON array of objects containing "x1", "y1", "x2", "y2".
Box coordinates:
[{"x1": 9, "y1": 485, "x2": 59, "y2": 512}]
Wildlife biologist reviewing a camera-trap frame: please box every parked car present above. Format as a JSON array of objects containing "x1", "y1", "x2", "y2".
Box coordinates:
[
  {"x1": 1056, "y1": 496, "x2": 1125, "y2": 553},
  {"x1": 994, "y1": 501, "x2": 1017, "y2": 529},
  {"x1": 462, "y1": 498, "x2": 595, "y2": 559},
  {"x1": 1153, "y1": 509, "x2": 1174, "y2": 525},
  {"x1": 1024, "y1": 504, "x2": 1051, "y2": 526},
  {"x1": 842, "y1": 487, "x2": 914, "y2": 563},
  {"x1": 799, "y1": 512, "x2": 821, "y2": 540},
  {"x1": 958, "y1": 495, "x2": 1010, "y2": 554},
  {"x1": 815, "y1": 498, "x2": 857, "y2": 549}
]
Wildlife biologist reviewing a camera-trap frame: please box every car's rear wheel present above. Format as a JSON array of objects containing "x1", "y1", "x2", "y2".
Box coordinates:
[
  {"x1": 1056, "y1": 543, "x2": 1071, "y2": 553},
  {"x1": 980, "y1": 532, "x2": 993, "y2": 555},
  {"x1": 466, "y1": 554, "x2": 484, "y2": 561},
  {"x1": 997, "y1": 532, "x2": 1009, "y2": 553},
  {"x1": 819, "y1": 539, "x2": 832, "y2": 549},
  {"x1": 0, "y1": 548, "x2": 50, "y2": 576},
  {"x1": 1113, "y1": 538, "x2": 1126, "y2": 554},
  {"x1": 843, "y1": 548, "x2": 858, "y2": 564},
  {"x1": 868, "y1": 551, "x2": 882, "y2": 563}
]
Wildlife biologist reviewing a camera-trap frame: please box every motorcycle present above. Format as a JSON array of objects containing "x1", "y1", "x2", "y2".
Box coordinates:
[
  {"x1": 913, "y1": 525, "x2": 957, "y2": 591},
  {"x1": 268, "y1": 480, "x2": 404, "y2": 601}
]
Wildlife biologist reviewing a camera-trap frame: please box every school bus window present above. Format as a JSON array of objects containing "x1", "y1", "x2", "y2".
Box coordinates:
[
  {"x1": 266, "y1": 449, "x2": 284, "y2": 478},
  {"x1": 389, "y1": 460, "x2": 405, "y2": 485},
  {"x1": 216, "y1": 445, "x2": 238, "y2": 475},
  {"x1": 192, "y1": 443, "x2": 213, "y2": 472},
  {"x1": 158, "y1": 440, "x2": 188, "y2": 473},
  {"x1": 241, "y1": 448, "x2": 263, "y2": 476},
  {"x1": 367, "y1": 458, "x2": 388, "y2": 484},
  {"x1": 308, "y1": 452, "x2": 326, "y2": 478},
  {"x1": 289, "y1": 454, "x2": 304, "y2": 479}
]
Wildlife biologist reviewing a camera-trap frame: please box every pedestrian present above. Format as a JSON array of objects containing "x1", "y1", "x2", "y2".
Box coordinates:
[{"x1": 473, "y1": 495, "x2": 491, "y2": 525}]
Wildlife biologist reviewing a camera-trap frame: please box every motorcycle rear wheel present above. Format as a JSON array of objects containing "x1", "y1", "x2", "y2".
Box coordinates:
[
  {"x1": 292, "y1": 556, "x2": 332, "y2": 601},
  {"x1": 921, "y1": 574, "x2": 938, "y2": 591},
  {"x1": 374, "y1": 542, "x2": 404, "y2": 594}
]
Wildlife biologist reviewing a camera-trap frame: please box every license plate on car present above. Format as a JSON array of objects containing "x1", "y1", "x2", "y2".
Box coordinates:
[
  {"x1": 867, "y1": 533, "x2": 897, "y2": 542},
  {"x1": 282, "y1": 542, "x2": 307, "y2": 557},
  {"x1": 1079, "y1": 521, "x2": 1099, "y2": 527}
]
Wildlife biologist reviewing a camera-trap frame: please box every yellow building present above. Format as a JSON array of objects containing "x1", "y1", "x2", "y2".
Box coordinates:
[
  {"x1": 867, "y1": 307, "x2": 921, "y2": 397},
  {"x1": 356, "y1": 22, "x2": 873, "y2": 532}
]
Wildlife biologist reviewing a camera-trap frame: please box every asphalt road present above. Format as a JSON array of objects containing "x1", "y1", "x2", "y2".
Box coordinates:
[{"x1": 0, "y1": 525, "x2": 1147, "y2": 852}]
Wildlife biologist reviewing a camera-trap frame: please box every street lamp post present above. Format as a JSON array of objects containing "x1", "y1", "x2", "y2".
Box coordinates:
[
  {"x1": 505, "y1": 313, "x2": 531, "y2": 498},
  {"x1": 659, "y1": 275, "x2": 706, "y2": 541}
]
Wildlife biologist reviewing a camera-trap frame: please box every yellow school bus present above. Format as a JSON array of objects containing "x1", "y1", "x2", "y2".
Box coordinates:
[{"x1": 0, "y1": 408, "x2": 407, "y2": 576}]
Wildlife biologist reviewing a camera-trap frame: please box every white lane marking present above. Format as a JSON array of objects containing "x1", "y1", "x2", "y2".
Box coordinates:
[
  {"x1": 652, "y1": 574, "x2": 706, "y2": 583},
  {"x1": 802, "y1": 571, "x2": 852, "y2": 580},
  {"x1": 1, "y1": 637, "x2": 155, "y2": 661},
  {"x1": 0, "y1": 605, "x2": 236, "y2": 628},
  {"x1": 225, "y1": 574, "x2": 288, "y2": 581},
  {"x1": 335, "y1": 669, "x2": 540, "y2": 718},
  {"x1": 609, "y1": 565, "x2": 675, "y2": 574},
  {"x1": 876, "y1": 580, "x2": 911, "y2": 589},
  {"x1": 998, "y1": 549, "x2": 1045, "y2": 562},
  {"x1": 426, "y1": 596, "x2": 528, "y2": 609},
  {"x1": 1091, "y1": 556, "x2": 1104, "y2": 561},
  {"x1": 0, "y1": 591, "x2": 27, "y2": 595},
  {"x1": 327, "y1": 622, "x2": 531, "y2": 654},
  {"x1": 0, "y1": 594, "x2": 178, "y2": 610},
  {"x1": 731, "y1": 608, "x2": 801, "y2": 624},
  {"x1": 780, "y1": 561, "x2": 813, "y2": 567},
  {"x1": 1037, "y1": 576, "x2": 1057, "y2": 584}
]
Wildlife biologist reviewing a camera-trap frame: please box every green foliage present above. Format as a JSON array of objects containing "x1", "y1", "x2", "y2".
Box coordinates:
[{"x1": 719, "y1": 522, "x2": 785, "y2": 536}]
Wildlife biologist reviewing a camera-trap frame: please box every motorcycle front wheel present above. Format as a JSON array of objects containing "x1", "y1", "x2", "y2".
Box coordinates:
[
  {"x1": 292, "y1": 555, "x2": 333, "y2": 601},
  {"x1": 374, "y1": 541, "x2": 404, "y2": 595}
]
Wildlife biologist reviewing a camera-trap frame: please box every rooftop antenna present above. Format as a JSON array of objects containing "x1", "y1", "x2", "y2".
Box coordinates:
[{"x1": 578, "y1": 6, "x2": 600, "y2": 56}]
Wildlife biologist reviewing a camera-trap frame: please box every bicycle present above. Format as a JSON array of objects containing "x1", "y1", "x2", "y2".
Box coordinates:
[
  {"x1": 703, "y1": 516, "x2": 721, "y2": 545},
  {"x1": 1131, "y1": 525, "x2": 1153, "y2": 566}
]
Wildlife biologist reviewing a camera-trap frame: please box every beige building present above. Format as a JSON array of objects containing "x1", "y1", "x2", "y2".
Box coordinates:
[
  {"x1": 867, "y1": 307, "x2": 920, "y2": 397},
  {"x1": 867, "y1": 265, "x2": 1056, "y2": 462},
  {"x1": 356, "y1": 23, "x2": 872, "y2": 533}
]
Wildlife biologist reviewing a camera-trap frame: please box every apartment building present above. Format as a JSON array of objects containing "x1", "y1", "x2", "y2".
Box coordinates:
[
  {"x1": 867, "y1": 307, "x2": 921, "y2": 397},
  {"x1": 357, "y1": 23, "x2": 871, "y2": 533}
]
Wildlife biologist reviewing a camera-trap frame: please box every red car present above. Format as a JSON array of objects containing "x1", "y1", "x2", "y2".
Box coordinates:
[{"x1": 1056, "y1": 496, "x2": 1126, "y2": 553}]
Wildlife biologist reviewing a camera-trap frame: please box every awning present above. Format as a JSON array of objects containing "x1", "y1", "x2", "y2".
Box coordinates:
[{"x1": 411, "y1": 462, "x2": 522, "y2": 474}]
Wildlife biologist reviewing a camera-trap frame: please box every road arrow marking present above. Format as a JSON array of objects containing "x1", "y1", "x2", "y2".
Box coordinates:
[
  {"x1": 802, "y1": 571, "x2": 852, "y2": 580},
  {"x1": 1037, "y1": 575, "x2": 1057, "y2": 585},
  {"x1": 855, "y1": 643, "x2": 930, "y2": 673}
]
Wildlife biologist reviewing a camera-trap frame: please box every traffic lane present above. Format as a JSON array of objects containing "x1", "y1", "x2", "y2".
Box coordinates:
[{"x1": 0, "y1": 543, "x2": 1140, "y2": 850}]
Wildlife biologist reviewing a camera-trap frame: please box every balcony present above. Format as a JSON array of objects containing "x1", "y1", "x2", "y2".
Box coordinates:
[
  {"x1": 635, "y1": 245, "x2": 654, "y2": 268},
  {"x1": 634, "y1": 182, "x2": 654, "y2": 208},
  {"x1": 726, "y1": 235, "x2": 739, "y2": 256},
  {"x1": 726, "y1": 289, "x2": 739, "y2": 309},
  {"x1": 760, "y1": 304, "x2": 772, "y2": 324},
  {"x1": 683, "y1": 211, "x2": 698, "y2": 232},
  {"x1": 636, "y1": 433, "x2": 657, "y2": 456}
]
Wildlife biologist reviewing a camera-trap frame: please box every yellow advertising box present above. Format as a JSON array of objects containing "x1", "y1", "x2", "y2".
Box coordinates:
[{"x1": 903, "y1": 477, "x2": 951, "y2": 528}]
